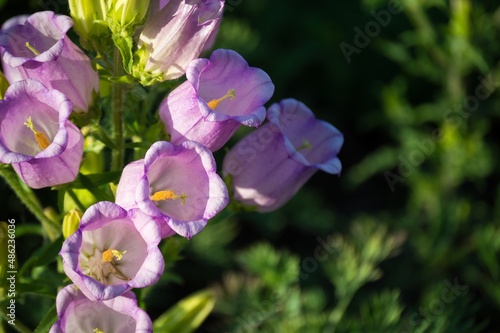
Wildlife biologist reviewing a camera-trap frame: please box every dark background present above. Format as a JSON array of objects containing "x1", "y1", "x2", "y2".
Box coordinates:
[{"x1": 1, "y1": 0, "x2": 500, "y2": 332}]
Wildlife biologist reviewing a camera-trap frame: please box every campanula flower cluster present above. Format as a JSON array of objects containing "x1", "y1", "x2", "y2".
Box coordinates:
[{"x1": 0, "y1": 0, "x2": 343, "y2": 331}]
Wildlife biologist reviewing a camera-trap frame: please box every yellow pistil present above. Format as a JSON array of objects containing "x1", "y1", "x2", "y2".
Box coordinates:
[
  {"x1": 93, "y1": 329, "x2": 105, "y2": 333},
  {"x1": 150, "y1": 190, "x2": 188, "y2": 205},
  {"x1": 25, "y1": 42, "x2": 40, "y2": 56},
  {"x1": 102, "y1": 249, "x2": 127, "y2": 262},
  {"x1": 24, "y1": 116, "x2": 50, "y2": 150},
  {"x1": 296, "y1": 139, "x2": 312, "y2": 151},
  {"x1": 207, "y1": 89, "x2": 236, "y2": 110}
]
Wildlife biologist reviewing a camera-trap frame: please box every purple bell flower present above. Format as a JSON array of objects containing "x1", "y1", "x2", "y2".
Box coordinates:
[
  {"x1": 159, "y1": 49, "x2": 274, "y2": 151},
  {"x1": 50, "y1": 284, "x2": 152, "y2": 333},
  {"x1": 223, "y1": 99, "x2": 344, "y2": 212},
  {"x1": 59, "y1": 201, "x2": 164, "y2": 301},
  {"x1": 0, "y1": 11, "x2": 99, "y2": 112},
  {"x1": 133, "y1": 0, "x2": 224, "y2": 85},
  {"x1": 115, "y1": 141, "x2": 228, "y2": 239},
  {"x1": 0, "y1": 79, "x2": 83, "y2": 189}
]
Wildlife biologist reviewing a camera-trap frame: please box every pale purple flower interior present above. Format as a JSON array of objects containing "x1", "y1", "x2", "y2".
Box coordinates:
[
  {"x1": 279, "y1": 108, "x2": 343, "y2": 166},
  {"x1": 269, "y1": 99, "x2": 343, "y2": 174},
  {"x1": 4, "y1": 26, "x2": 58, "y2": 58},
  {"x1": 63, "y1": 298, "x2": 136, "y2": 333},
  {"x1": 194, "y1": 51, "x2": 273, "y2": 118},
  {"x1": 1, "y1": 12, "x2": 67, "y2": 64},
  {"x1": 0, "y1": 99, "x2": 58, "y2": 156},
  {"x1": 79, "y1": 219, "x2": 148, "y2": 285},
  {"x1": 147, "y1": 152, "x2": 210, "y2": 221}
]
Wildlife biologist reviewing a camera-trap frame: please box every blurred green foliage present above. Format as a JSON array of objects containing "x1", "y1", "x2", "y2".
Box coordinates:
[{"x1": 1, "y1": 0, "x2": 500, "y2": 332}]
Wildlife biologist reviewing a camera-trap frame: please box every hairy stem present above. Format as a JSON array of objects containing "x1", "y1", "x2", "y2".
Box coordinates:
[{"x1": 111, "y1": 46, "x2": 125, "y2": 171}]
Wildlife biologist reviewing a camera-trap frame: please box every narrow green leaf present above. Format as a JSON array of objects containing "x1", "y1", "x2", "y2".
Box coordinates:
[
  {"x1": 76, "y1": 173, "x2": 114, "y2": 202},
  {"x1": 33, "y1": 304, "x2": 57, "y2": 333},
  {"x1": 18, "y1": 237, "x2": 63, "y2": 278},
  {"x1": 70, "y1": 171, "x2": 121, "y2": 189},
  {"x1": 93, "y1": 126, "x2": 118, "y2": 150},
  {"x1": 153, "y1": 289, "x2": 216, "y2": 333}
]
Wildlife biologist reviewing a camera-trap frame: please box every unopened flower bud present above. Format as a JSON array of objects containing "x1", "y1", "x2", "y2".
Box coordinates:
[
  {"x1": 0, "y1": 71, "x2": 8, "y2": 100},
  {"x1": 68, "y1": 0, "x2": 110, "y2": 45},
  {"x1": 62, "y1": 209, "x2": 82, "y2": 239},
  {"x1": 107, "y1": 0, "x2": 151, "y2": 34}
]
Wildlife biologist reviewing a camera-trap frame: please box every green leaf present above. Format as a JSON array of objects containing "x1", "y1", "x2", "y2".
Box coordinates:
[
  {"x1": 33, "y1": 304, "x2": 57, "y2": 333},
  {"x1": 75, "y1": 173, "x2": 115, "y2": 202},
  {"x1": 112, "y1": 34, "x2": 134, "y2": 73},
  {"x1": 18, "y1": 237, "x2": 63, "y2": 278},
  {"x1": 153, "y1": 289, "x2": 216, "y2": 333},
  {"x1": 70, "y1": 171, "x2": 121, "y2": 189},
  {"x1": 108, "y1": 74, "x2": 136, "y2": 84},
  {"x1": 92, "y1": 126, "x2": 118, "y2": 150}
]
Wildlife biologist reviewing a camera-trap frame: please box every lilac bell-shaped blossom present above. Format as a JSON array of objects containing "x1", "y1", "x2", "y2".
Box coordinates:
[
  {"x1": 159, "y1": 49, "x2": 274, "y2": 151},
  {"x1": 0, "y1": 79, "x2": 83, "y2": 189},
  {"x1": 115, "y1": 141, "x2": 228, "y2": 239},
  {"x1": 0, "y1": 11, "x2": 99, "y2": 112},
  {"x1": 223, "y1": 99, "x2": 344, "y2": 212},
  {"x1": 50, "y1": 284, "x2": 152, "y2": 333},
  {"x1": 133, "y1": 0, "x2": 224, "y2": 85},
  {"x1": 60, "y1": 201, "x2": 164, "y2": 301}
]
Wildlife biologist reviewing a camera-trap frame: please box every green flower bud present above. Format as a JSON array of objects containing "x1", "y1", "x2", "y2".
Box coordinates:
[
  {"x1": 0, "y1": 71, "x2": 9, "y2": 100},
  {"x1": 62, "y1": 209, "x2": 83, "y2": 239},
  {"x1": 107, "y1": 0, "x2": 151, "y2": 34},
  {"x1": 68, "y1": 0, "x2": 110, "y2": 46}
]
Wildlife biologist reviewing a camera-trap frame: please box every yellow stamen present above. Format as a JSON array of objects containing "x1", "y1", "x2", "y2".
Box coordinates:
[
  {"x1": 296, "y1": 139, "x2": 312, "y2": 151},
  {"x1": 150, "y1": 190, "x2": 188, "y2": 205},
  {"x1": 207, "y1": 89, "x2": 236, "y2": 110},
  {"x1": 93, "y1": 329, "x2": 105, "y2": 333},
  {"x1": 102, "y1": 249, "x2": 127, "y2": 262},
  {"x1": 25, "y1": 42, "x2": 40, "y2": 56},
  {"x1": 24, "y1": 116, "x2": 50, "y2": 150}
]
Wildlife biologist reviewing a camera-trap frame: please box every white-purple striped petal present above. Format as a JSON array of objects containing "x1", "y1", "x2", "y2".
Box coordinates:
[{"x1": 133, "y1": 0, "x2": 224, "y2": 84}]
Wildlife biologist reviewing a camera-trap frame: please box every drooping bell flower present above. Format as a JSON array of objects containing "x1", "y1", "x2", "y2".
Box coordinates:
[
  {"x1": 50, "y1": 284, "x2": 152, "y2": 333},
  {"x1": 115, "y1": 141, "x2": 228, "y2": 239},
  {"x1": 0, "y1": 11, "x2": 99, "y2": 112},
  {"x1": 132, "y1": 0, "x2": 224, "y2": 85},
  {"x1": 59, "y1": 201, "x2": 164, "y2": 301},
  {"x1": 159, "y1": 49, "x2": 274, "y2": 151},
  {"x1": 223, "y1": 99, "x2": 344, "y2": 212},
  {"x1": 0, "y1": 79, "x2": 83, "y2": 189}
]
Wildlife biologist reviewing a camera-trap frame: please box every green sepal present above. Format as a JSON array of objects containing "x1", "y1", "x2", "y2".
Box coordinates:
[{"x1": 112, "y1": 33, "x2": 134, "y2": 74}]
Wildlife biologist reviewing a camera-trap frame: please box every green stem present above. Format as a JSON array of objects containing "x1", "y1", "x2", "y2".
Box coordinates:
[
  {"x1": 111, "y1": 47, "x2": 125, "y2": 171},
  {"x1": 403, "y1": 0, "x2": 447, "y2": 66},
  {"x1": 0, "y1": 166, "x2": 59, "y2": 237},
  {"x1": 328, "y1": 290, "x2": 356, "y2": 332}
]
